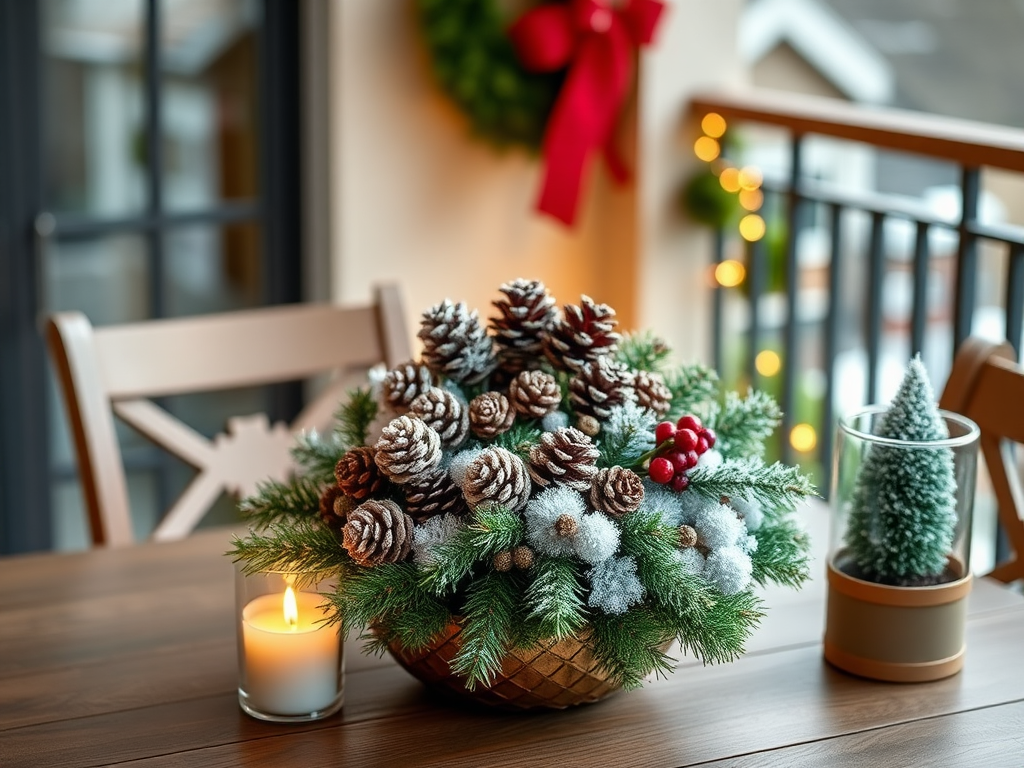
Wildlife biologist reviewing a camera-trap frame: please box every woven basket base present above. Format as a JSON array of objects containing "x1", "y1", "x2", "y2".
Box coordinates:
[{"x1": 388, "y1": 623, "x2": 621, "y2": 711}]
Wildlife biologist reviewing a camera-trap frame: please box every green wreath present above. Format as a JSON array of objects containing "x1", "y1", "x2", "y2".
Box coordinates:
[{"x1": 418, "y1": 0, "x2": 565, "y2": 150}]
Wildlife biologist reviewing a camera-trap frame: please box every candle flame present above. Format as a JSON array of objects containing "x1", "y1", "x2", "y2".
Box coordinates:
[{"x1": 283, "y1": 586, "x2": 299, "y2": 629}]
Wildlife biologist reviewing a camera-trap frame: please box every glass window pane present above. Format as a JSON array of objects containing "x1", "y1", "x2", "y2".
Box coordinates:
[
  {"x1": 43, "y1": 0, "x2": 146, "y2": 216},
  {"x1": 45, "y1": 233, "x2": 151, "y2": 323},
  {"x1": 160, "y1": 0, "x2": 260, "y2": 212},
  {"x1": 163, "y1": 220, "x2": 262, "y2": 316}
]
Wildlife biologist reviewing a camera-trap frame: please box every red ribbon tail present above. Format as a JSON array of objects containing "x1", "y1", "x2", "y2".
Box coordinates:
[{"x1": 603, "y1": 143, "x2": 630, "y2": 185}]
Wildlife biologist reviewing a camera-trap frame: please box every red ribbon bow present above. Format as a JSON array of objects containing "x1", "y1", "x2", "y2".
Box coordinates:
[{"x1": 509, "y1": 0, "x2": 665, "y2": 226}]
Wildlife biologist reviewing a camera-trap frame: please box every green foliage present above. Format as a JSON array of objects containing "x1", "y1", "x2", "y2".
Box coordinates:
[
  {"x1": 421, "y1": 506, "x2": 525, "y2": 595},
  {"x1": 291, "y1": 430, "x2": 347, "y2": 487},
  {"x1": 598, "y1": 402, "x2": 656, "y2": 469},
  {"x1": 708, "y1": 389, "x2": 782, "y2": 459},
  {"x1": 492, "y1": 421, "x2": 543, "y2": 462},
  {"x1": 751, "y1": 519, "x2": 811, "y2": 589},
  {"x1": 615, "y1": 331, "x2": 672, "y2": 373},
  {"x1": 229, "y1": 519, "x2": 348, "y2": 589},
  {"x1": 588, "y1": 608, "x2": 675, "y2": 690},
  {"x1": 333, "y1": 387, "x2": 378, "y2": 450},
  {"x1": 450, "y1": 572, "x2": 522, "y2": 688},
  {"x1": 663, "y1": 363, "x2": 719, "y2": 420},
  {"x1": 238, "y1": 475, "x2": 323, "y2": 528},
  {"x1": 525, "y1": 556, "x2": 587, "y2": 640},
  {"x1": 681, "y1": 168, "x2": 742, "y2": 228},
  {"x1": 678, "y1": 589, "x2": 764, "y2": 665},
  {"x1": 689, "y1": 458, "x2": 816, "y2": 513}
]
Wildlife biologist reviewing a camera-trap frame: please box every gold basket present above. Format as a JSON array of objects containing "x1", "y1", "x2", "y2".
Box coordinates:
[{"x1": 387, "y1": 622, "x2": 621, "y2": 710}]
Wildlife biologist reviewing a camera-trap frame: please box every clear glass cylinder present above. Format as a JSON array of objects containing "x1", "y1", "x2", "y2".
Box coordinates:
[
  {"x1": 829, "y1": 406, "x2": 981, "y2": 583},
  {"x1": 235, "y1": 566, "x2": 343, "y2": 722}
]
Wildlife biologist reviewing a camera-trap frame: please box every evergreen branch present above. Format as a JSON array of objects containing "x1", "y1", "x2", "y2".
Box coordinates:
[
  {"x1": 291, "y1": 430, "x2": 347, "y2": 487},
  {"x1": 688, "y1": 458, "x2": 816, "y2": 512},
  {"x1": 673, "y1": 589, "x2": 764, "y2": 665},
  {"x1": 615, "y1": 330, "x2": 672, "y2": 372},
  {"x1": 450, "y1": 572, "x2": 521, "y2": 689},
  {"x1": 588, "y1": 608, "x2": 676, "y2": 690},
  {"x1": 708, "y1": 389, "x2": 782, "y2": 459},
  {"x1": 751, "y1": 519, "x2": 812, "y2": 589},
  {"x1": 492, "y1": 421, "x2": 543, "y2": 462},
  {"x1": 420, "y1": 506, "x2": 525, "y2": 595},
  {"x1": 598, "y1": 402, "x2": 656, "y2": 469},
  {"x1": 229, "y1": 519, "x2": 347, "y2": 588},
  {"x1": 525, "y1": 556, "x2": 587, "y2": 640},
  {"x1": 663, "y1": 363, "x2": 719, "y2": 419},
  {"x1": 238, "y1": 475, "x2": 323, "y2": 528},
  {"x1": 333, "y1": 387, "x2": 379, "y2": 449}
]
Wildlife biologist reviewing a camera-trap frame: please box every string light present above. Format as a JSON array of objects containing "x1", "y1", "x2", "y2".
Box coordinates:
[
  {"x1": 714, "y1": 260, "x2": 746, "y2": 287},
  {"x1": 738, "y1": 166, "x2": 763, "y2": 191},
  {"x1": 755, "y1": 350, "x2": 781, "y2": 377},
  {"x1": 701, "y1": 112, "x2": 727, "y2": 138},
  {"x1": 739, "y1": 188, "x2": 763, "y2": 211},
  {"x1": 790, "y1": 423, "x2": 817, "y2": 453},
  {"x1": 694, "y1": 136, "x2": 720, "y2": 162},
  {"x1": 739, "y1": 214, "x2": 766, "y2": 242},
  {"x1": 719, "y1": 167, "x2": 741, "y2": 193}
]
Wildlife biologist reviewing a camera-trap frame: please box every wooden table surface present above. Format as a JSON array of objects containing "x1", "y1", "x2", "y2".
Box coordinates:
[{"x1": 2, "y1": 503, "x2": 1024, "y2": 768}]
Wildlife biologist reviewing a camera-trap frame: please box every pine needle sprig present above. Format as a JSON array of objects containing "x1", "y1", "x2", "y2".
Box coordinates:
[
  {"x1": 238, "y1": 475, "x2": 323, "y2": 528},
  {"x1": 598, "y1": 402, "x2": 657, "y2": 468},
  {"x1": 492, "y1": 421, "x2": 543, "y2": 462},
  {"x1": 688, "y1": 458, "x2": 816, "y2": 512},
  {"x1": 291, "y1": 429, "x2": 347, "y2": 487},
  {"x1": 674, "y1": 589, "x2": 764, "y2": 665},
  {"x1": 615, "y1": 330, "x2": 672, "y2": 372},
  {"x1": 420, "y1": 506, "x2": 525, "y2": 595},
  {"x1": 663, "y1": 363, "x2": 719, "y2": 419},
  {"x1": 751, "y1": 519, "x2": 812, "y2": 589},
  {"x1": 450, "y1": 572, "x2": 522, "y2": 688},
  {"x1": 588, "y1": 607, "x2": 676, "y2": 690},
  {"x1": 707, "y1": 389, "x2": 782, "y2": 459},
  {"x1": 525, "y1": 556, "x2": 587, "y2": 640},
  {"x1": 333, "y1": 387, "x2": 379, "y2": 449},
  {"x1": 229, "y1": 519, "x2": 347, "y2": 588}
]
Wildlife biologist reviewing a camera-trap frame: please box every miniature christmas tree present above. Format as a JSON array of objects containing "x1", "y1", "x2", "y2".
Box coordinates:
[{"x1": 844, "y1": 357, "x2": 957, "y2": 585}]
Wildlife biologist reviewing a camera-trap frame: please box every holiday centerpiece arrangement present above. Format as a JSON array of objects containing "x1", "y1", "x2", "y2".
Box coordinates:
[
  {"x1": 231, "y1": 279, "x2": 815, "y2": 709},
  {"x1": 825, "y1": 357, "x2": 980, "y2": 682}
]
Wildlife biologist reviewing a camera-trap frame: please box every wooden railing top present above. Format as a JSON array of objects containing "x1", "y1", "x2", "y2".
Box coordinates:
[{"x1": 689, "y1": 88, "x2": 1024, "y2": 174}]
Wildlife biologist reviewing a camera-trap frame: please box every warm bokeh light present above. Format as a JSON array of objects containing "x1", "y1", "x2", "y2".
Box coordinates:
[
  {"x1": 694, "y1": 136, "x2": 721, "y2": 162},
  {"x1": 739, "y1": 214, "x2": 766, "y2": 241},
  {"x1": 738, "y1": 166, "x2": 763, "y2": 191},
  {"x1": 719, "y1": 167, "x2": 741, "y2": 193},
  {"x1": 790, "y1": 423, "x2": 818, "y2": 453},
  {"x1": 739, "y1": 188, "x2": 763, "y2": 211},
  {"x1": 755, "y1": 350, "x2": 781, "y2": 377},
  {"x1": 714, "y1": 259, "x2": 746, "y2": 287},
  {"x1": 701, "y1": 112, "x2": 727, "y2": 138}
]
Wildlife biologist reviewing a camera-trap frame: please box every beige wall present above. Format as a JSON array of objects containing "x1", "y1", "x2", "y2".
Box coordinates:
[{"x1": 328, "y1": 0, "x2": 743, "y2": 360}]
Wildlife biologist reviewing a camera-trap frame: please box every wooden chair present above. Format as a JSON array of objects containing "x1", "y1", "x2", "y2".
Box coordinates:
[
  {"x1": 940, "y1": 337, "x2": 1024, "y2": 583},
  {"x1": 47, "y1": 285, "x2": 410, "y2": 547}
]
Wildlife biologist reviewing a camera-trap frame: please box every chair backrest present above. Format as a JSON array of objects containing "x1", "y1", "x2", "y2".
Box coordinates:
[
  {"x1": 47, "y1": 285, "x2": 411, "y2": 547},
  {"x1": 940, "y1": 337, "x2": 1024, "y2": 583}
]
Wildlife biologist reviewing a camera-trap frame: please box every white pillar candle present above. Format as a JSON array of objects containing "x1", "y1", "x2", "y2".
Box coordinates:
[{"x1": 241, "y1": 588, "x2": 341, "y2": 716}]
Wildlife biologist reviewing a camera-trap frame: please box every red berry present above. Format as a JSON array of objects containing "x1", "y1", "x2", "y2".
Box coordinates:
[
  {"x1": 654, "y1": 421, "x2": 676, "y2": 446},
  {"x1": 670, "y1": 474, "x2": 690, "y2": 492},
  {"x1": 676, "y1": 415, "x2": 703, "y2": 432},
  {"x1": 684, "y1": 450, "x2": 700, "y2": 469},
  {"x1": 696, "y1": 435, "x2": 709, "y2": 454},
  {"x1": 702, "y1": 427, "x2": 717, "y2": 449},
  {"x1": 666, "y1": 450, "x2": 689, "y2": 473},
  {"x1": 648, "y1": 457, "x2": 674, "y2": 484},
  {"x1": 674, "y1": 428, "x2": 698, "y2": 452}
]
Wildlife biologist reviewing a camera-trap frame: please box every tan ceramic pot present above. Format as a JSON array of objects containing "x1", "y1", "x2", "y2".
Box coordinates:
[{"x1": 823, "y1": 550, "x2": 971, "y2": 682}]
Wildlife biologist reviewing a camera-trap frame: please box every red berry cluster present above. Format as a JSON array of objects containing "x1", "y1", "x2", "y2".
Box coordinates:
[{"x1": 647, "y1": 415, "x2": 717, "y2": 492}]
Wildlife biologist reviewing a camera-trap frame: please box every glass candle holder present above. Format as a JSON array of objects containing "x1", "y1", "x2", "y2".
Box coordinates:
[{"x1": 235, "y1": 566, "x2": 344, "y2": 722}]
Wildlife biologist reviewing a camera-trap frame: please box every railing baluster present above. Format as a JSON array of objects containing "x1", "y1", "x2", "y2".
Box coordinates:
[
  {"x1": 910, "y1": 221, "x2": 930, "y2": 357},
  {"x1": 712, "y1": 229, "x2": 725, "y2": 376},
  {"x1": 1007, "y1": 242, "x2": 1024, "y2": 358},
  {"x1": 747, "y1": 236, "x2": 767, "y2": 387},
  {"x1": 781, "y1": 136, "x2": 804, "y2": 465},
  {"x1": 954, "y1": 167, "x2": 980, "y2": 352},
  {"x1": 822, "y1": 203, "x2": 843, "y2": 497},
  {"x1": 866, "y1": 211, "x2": 886, "y2": 404}
]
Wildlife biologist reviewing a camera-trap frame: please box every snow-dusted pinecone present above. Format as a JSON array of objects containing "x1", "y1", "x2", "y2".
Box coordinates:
[
  {"x1": 318, "y1": 484, "x2": 350, "y2": 533},
  {"x1": 373, "y1": 415, "x2": 442, "y2": 484},
  {"x1": 490, "y1": 279, "x2": 557, "y2": 376},
  {"x1": 404, "y1": 467, "x2": 468, "y2": 522},
  {"x1": 408, "y1": 387, "x2": 469, "y2": 450},
  {"x1": 468, "y1": 391, "x2": 515, "y2": 439},
  {"x1": 418, "y1": 300, "x2": 496, "y2": 385},
  {"x1": 543, "y1": 295, "x2": 620, "y2": 373},
  {"x1": 462, "y1": 447, "x2": 532, "y2": 512},
  {"x1": 342, "y1": 499, "x2": 414, "y2": 566},
  {"x1": 568, "y1": 357, "x2": 635, "y2": 421},
  {"x1": 632, "y1": 370, "x2": 672, "y2": 417},
  {"x1": 508, "y1": 369, "x2": 561, "y2": 418},
  {"x1": 334, "y1": 446, "x2": 385, "y2": 500},
  {"x1": 589, "y1": 466, "x2": 645, "y2": 518},
  {"x1": 381, "y1": 362, "x2": 434, "y2": 413},
  {"x1": 527, "y1": 427, "x2": 600, "y2": 491}
]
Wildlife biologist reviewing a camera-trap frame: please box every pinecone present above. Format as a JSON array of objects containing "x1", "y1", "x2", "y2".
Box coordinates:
[
  {"x1": 404, "y1": 467, "x2": 468, "y2": 522},
  {"x1": 462, "y1": 447, "x2": 532, "y2": 512},
  {"x1": 318, "y1": 484, "x2": 349, "y2": 533},
  {"x1": 543, "y1": 295, "x2": 620, "y2": 373},
  {"x1": 342, "y1": 499, "x2": 414, "y2": 566},
  {"x1": 381, "y1": 362, "x2": 434, "y2": 413},
  {"x1": 493, "y1": 550, "x2": 513, "y2": 572},
  {"x1": 490, "y1": 279, "x2": 557, "y2": 363},
  {"x1": 334, "y1": 446, "x2": 385, "y2": 500},
  {"x1": 408, "y1": 387, "x2": 469, "y2": 449},
  {"x1": 589, "y1": 466, "x2": 645, "y2": 518},
  {"x1": 632, "y1": 370, "x2": 672, "y2": 417},
  {"x1": 468, "y1": 391, "x2": 516, "y2": 439},
  {"x1": 374, "y1": 415, "x2": 442, "y2": 484},
  {"x1": 418, "y1": 300, "x2": 497, "y2": 385},
  {"x1": 527, "y1": 427, "x2": 600, "y2": 491},
  {"x1": 568, "y1": 357, "x2": 635, "y2": 421},
  {"x1": 508, "y1": 370, "x2": 561, "y2": 419}
]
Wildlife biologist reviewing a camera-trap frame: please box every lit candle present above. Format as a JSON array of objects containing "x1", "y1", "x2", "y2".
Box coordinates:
[{"x1": 240, "y1": 586, "x2": 341, "y2": 716}]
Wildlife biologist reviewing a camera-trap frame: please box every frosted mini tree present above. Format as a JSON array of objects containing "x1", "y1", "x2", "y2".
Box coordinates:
[{"x1": 844, "y1": 357, "x2": 957, "y2": 585}]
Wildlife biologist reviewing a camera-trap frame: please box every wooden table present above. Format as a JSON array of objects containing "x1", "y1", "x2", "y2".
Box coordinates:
[{"x1": 3, "y1": 504, "x2": 1024, "y2": 767}]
